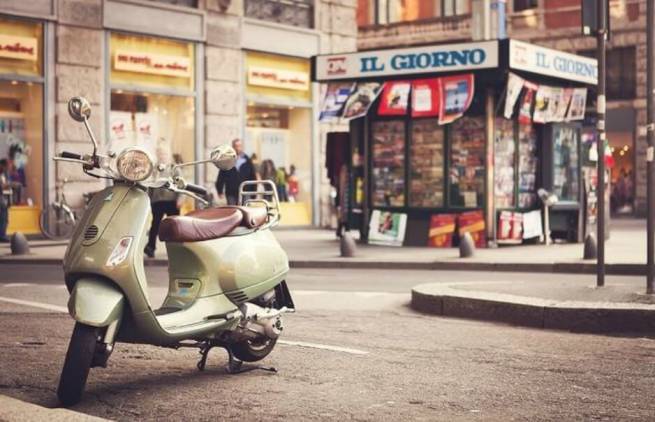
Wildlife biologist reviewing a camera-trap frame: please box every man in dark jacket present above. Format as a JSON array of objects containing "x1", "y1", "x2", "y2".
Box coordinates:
[{"x1": 215, "y1": 138, "x2": 256, "y2": 205}]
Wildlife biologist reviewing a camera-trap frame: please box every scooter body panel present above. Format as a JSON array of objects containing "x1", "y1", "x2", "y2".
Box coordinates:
[{"x1": 68, "y1": 277, "x2": 124, "y2": 327}]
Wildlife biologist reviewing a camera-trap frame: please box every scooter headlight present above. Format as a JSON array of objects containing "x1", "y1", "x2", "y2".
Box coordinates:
[{"x1": 116, "y1": 147, "x2": 154, "y2": 182}]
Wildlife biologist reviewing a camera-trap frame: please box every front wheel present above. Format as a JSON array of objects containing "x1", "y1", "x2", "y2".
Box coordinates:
[
  {"x1": 57, "y1": 323, "x2": 100, "y2": 406},
  {"x1": 231, "y1": 337, "x2": 278, "y2": 362}
]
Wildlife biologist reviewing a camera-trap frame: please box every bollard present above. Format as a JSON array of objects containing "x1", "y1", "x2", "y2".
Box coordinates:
[
  {"x1": 340, "y1": 231, "x2": 357, "y2": 257},
  {"x1": 10, "y1": 232, "x2": 30, "y2": 255},
  {"x1": 583, "y1": 233, "x2": 597, "y2": 260},
  {"x1": 459, "y1": 232, "x2": 475, "y2": 258}
]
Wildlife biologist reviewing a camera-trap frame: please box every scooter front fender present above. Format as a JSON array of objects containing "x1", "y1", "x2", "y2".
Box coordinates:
[{"x1": 68, "y1": 278, "x2": 125, "y2": 328}]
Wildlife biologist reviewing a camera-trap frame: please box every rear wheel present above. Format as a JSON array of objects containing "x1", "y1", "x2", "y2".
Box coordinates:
[
  {"x1": 57, "y1": 323, "x2": 100, "y2": 406},
  {"x1": 231, "y1": 337, "x2": 278, "y2": 362}
]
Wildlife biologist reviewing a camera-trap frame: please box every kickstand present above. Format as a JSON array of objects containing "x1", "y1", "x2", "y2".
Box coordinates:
[
  {"x1": 225, "y1": 348, "x2": 277, "y2": 375},
  {"x1": 197, "y1": 341, "x2": 211, "y2": 371}
]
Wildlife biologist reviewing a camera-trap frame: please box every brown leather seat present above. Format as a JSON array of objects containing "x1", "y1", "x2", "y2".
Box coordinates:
[{"x1": 158, "y1": 206, "x2": 268, "y2": 243}]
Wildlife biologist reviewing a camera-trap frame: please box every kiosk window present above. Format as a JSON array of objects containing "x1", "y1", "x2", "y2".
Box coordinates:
[
  {"x1": 494, "y1": 118, "x2": 515, "y2": 209},
  {"x1": 410, "y1": 119, "x2": 444, "y2": 207},
  {"x1": 518, "y1": 124, "x2": 538, "y2": 208},
  {"x1": 552, "y1": 125, "x2": 579, "y2": 202},
  {"x1": 449, "y1": 116, "x2": 485, "y2": 208},
  {"x1": 372, "y1": 120, "x2": 406, "y2": 207}
]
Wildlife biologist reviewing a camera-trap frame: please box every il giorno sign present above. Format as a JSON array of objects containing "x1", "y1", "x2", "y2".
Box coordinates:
[
  {"x1": 509, "y1": 40, "x2": 598, "y2": 85},
  {"x1": 314, "y1": 41, "x2": 499, "y2": 81}
]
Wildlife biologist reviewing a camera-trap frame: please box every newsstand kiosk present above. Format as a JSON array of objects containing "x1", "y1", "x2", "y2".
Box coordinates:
[{"x1": 313, "y1": 39, "x2": 599, "y2": 247}]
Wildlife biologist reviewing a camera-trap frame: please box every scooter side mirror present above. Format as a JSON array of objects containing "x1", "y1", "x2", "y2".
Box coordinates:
[
  {"x1": 210, "y1": 145, "x2": 237, "y2": 171},
  {"x1": 68, "y1": 96, "x2": 92, "y2": 122}
]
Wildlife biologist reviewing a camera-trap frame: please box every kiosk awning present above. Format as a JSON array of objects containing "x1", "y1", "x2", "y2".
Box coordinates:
[{"x1": 312, "y1": 39, "x2": 598, "y2": 86}]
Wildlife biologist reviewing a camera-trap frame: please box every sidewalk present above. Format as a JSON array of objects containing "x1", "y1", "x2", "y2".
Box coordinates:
[
  {"x1": 0, "y1": 394, "x2": 109, "y2": 421},
  {"x1": 411, "y1": 277, "x2": 655, "y2": 334},
  {"x1": 0, "y1": 219, "x2": 649, "y2": 275}
]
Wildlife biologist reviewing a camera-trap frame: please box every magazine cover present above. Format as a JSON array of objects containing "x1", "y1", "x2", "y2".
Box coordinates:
[
  {"x1": 378, "y1": 80, "x2": 411, "y2": 115},
  {"x1": 532, "y1": 85, "x2": 551, "y2": 124},
  {"x1": 428, "y1": 214, "x2": 456, "y2": 248},
  {"x1": 342, "y1": 82, "x2": 382, "y2": 120},
  {"x1": 438, "y1": 74, "x2": 475, "y2": 125},
  {"x1": 411, "y1": 78, "x2": 440, "y2": 117},
  {"x1": 503, "y1": 73, "x2": 525, "y2": 119},
  {"x1": 518, "y1": 81, "x2": 538, "y2": 125},
  {"x1": 319, "y1": 82, "x2": 354, "y2": 122},
  {"x1": 566, "y1": 88, "x2": 588, "y2": 121},
  {"x1": 368, "y1": 209, "x2": 407, "y2": 247}
]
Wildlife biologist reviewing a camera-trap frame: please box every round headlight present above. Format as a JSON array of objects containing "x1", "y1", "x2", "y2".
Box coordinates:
[{"x1": 116, "y1": 147, "x2": 154, "y2": 182}]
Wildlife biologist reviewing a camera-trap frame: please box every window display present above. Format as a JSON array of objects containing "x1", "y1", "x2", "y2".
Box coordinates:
[
  {"x1": 449, "y1": 116, "x2": 485, "y2": 207},
  {"x1": 494, "y1": 118, "x2": 515, "y2": 209},
  {"x1": 552, "y1": 125, "x2": 579, "y2": 202},
  {"x1": 372, "y1": 120, "x2": 405, "y2": 207},
  {"x1": 410, "y1": 119, "x2": 444, "y2": 207},
  {"x1": 518, "y1": 124, "x2": 538, "y2": 208}
]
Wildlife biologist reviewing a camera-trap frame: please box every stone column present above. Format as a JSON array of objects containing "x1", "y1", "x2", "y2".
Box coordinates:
[
  {"x1": 317, "y1": 0, "x2": 357, "y2": 227},
  {"x1": 54, "y1": 0, "x2": 106, "y2": 207}
]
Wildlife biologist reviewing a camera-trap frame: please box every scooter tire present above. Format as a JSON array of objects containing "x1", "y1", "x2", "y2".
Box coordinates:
[
  {"x1": 231, "y1": 337, "x2": 277, "y2": 362},
  {"x1": 57, "y1": 322, "x2": 99, "y2": 406}
]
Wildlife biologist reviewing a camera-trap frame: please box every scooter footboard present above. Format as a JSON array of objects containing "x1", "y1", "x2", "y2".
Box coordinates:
[{"x1": 68, "y1": 277, "x2": 125, "y2": 327}]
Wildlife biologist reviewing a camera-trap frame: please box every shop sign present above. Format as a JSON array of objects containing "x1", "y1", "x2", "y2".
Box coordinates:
[
  {"x1": 114, "y1": 50, "x2": 191, "y2": 78},
  {"x1": 314, "y1": 41, "x2": 498, "y2": 81},
  {"x1": 0, "y1": 34, "x2": 37, "y2": 61},
  {"x1": 509, "y1": 40, "x2": 598, "y2": 85},
  {"x1": 248, "y1": 66, "x2": 309, "y2": 91}
]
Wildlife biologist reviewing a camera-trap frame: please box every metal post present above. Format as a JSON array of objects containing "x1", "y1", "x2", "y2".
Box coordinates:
[
  {"x1": 647, "y1": 0, "x2": 655, "y2": 294},
  {"x1": 596, "y1": 0, "x2": 607, "y2": 287}
]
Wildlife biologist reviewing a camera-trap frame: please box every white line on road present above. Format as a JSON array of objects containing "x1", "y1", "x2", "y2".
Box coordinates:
[
  {"x1": 278, "y1": 340, "x2": 369, "y2": 355},
  {"x1": 0, "y1": 296, "x2": 68, "y2": 313},
  {"x1": 1, "y1": 283, "x2": 31, "y2": 288},
  {"x1": 0, "y1": 296, "x2": 370, "y2": 356}
]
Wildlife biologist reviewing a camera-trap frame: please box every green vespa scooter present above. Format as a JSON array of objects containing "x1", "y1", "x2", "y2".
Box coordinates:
[{"x1": 55, "y1": 97, "x2": 295, "y2": 406}]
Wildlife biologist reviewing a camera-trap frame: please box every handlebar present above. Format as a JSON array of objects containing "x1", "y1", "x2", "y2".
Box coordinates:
[
  {"x1": 184, "y1": 183, "x2": 208, "y2": 196},
  {"x1": 60, "y1": 151, "x2": 83, "y2": 160}
]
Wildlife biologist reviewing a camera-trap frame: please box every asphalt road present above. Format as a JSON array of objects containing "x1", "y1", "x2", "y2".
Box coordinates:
[{"x1": 1, "y1": 265, "x2": 654, "y2": 420}]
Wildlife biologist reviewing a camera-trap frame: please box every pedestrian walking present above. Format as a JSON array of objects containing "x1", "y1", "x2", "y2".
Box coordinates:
[
  {"x1": 215, "y1": 138, "x2": 257, "y2": 205},
  {"x1": 0, "y1": 159, "x2": 11, "y2": 242}
]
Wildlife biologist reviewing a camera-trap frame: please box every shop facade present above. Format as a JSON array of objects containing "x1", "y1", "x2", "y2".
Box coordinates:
[
  {"x1": 0, "y1": 0, "x2": 356, "y2": 234},
  {"x1": 313, "y1": 39, "x2": 600, "y2": 247}
]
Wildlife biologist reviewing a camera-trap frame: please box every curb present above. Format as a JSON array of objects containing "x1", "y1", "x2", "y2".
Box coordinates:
[
  {"x1": 0, "y1": 394, "x2": 110, "y2": 421},
  {"x1": 411, "y1": 283, "x2": 655, "y2": 334},
  {"x1": 0, "y1": 256, "x2": 647, "y2": 275}
]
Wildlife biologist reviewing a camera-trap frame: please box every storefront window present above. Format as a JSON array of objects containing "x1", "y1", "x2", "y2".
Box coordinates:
[
  {"x1": 552, "y1": 125, "x2": 579, "y2": 202},
  {"x1": 245, "y1": 105, "x2": 312, "y2": 219},
  {"x1": 449, "y1": 116, "x2": 485, "y2": 208},
  {"x1": 245, "y1": 51, "x2": 313, "y2": 225},
  {"x1": 0, "y1": 17, "x2": 44, "y2": 234},
  {"x1": 371, "y1": 120, "x2": 405, "y2": 207},
  {"x1": 410, "y1": 119, "x2": 444, "y2": 207},
  {"x1": 494, "y1": 118, "x2": 515, "y2": 209},
  {"x1": 109, "y1": 33, "x2": 196, "y2": 176},
  {"x1": 518, "y1": 123, "x2": 538, "y2": 208}
]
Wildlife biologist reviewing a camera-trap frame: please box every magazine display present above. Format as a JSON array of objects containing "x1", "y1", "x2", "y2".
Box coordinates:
[
  {"x1": 371, "y1": 120, "x2": 406, "y2": 207},
  {"x1": 410, "y1": 119, "x2": 444, "y2": 207},
  {"x1": 518, "y1": 124, "x2": 538, "y2": 208},
  {"x1": 449, "y1": 116, "x2": 485, "y2": 208},
  {"x1": 553, "y1": 125, "x2": 580, "y2": 201},
  {"x1": 494, "y1": 118, "x2": 515, "y2": 209}
]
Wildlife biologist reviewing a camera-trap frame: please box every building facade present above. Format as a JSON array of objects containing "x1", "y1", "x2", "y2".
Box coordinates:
[
  {"x1": 0, "y1": 0, "x2": 356, "y2": 233},
  {"x1": 356, "y1": 0, "x2": 645, "y2": 217}
]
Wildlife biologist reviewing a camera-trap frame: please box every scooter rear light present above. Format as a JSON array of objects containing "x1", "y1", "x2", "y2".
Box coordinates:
[{"x1": 106, "y1": 236, "x2": 133, "y2": 267}]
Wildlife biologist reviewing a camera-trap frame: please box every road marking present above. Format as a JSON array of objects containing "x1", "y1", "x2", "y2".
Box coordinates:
[
  {"x1": 1, "y1": 283, "x2": 30, "y2": 288},
  {"x1": 0, "y1": 296, "x2": 370, "y2": 356},
  {"x1": 0, "y1": 296, "x2": 68, "y2": 313},
  {"x1": 278, "y1": 340, "x2": 369, "y2": 355},
  {"x1": 294, "y1": 290, "x2": 405, "y2": 297}
]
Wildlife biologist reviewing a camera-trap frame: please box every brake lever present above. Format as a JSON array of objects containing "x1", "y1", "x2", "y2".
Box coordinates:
[{"x1": 171, "y1": 187, "x2": 209, "y2": 207}]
